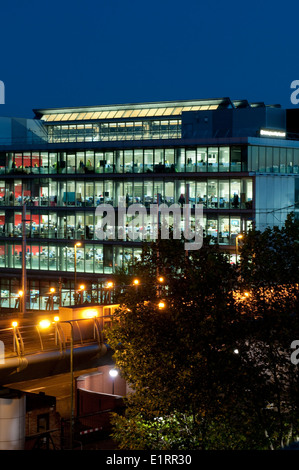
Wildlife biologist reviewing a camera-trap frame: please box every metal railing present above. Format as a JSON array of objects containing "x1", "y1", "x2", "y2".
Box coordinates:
[{"x1": 0, "y1": 317, "x2": 106, "y2": 358}]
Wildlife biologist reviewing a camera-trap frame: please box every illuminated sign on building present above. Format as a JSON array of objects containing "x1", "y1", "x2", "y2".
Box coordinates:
[{"x1": 260, "y1": 129, "x2": 286, "y2": 138}]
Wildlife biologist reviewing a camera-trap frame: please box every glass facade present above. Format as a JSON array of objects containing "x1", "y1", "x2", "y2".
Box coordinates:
[
  {"x1": 248, "y1": 146, "x2": 299, "y2": 173},
  {"x1": 1, "y1": 146, "x2": 247, "y2": 175},
  {"x1": 3, "y1": 98, "x2": 299, "y2": 309},
  {"x1": 47, "y1": 120, "x2": 181, "y2": 142}
]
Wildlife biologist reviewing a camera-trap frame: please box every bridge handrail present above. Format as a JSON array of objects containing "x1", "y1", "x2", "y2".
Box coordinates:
[{"x1": 0, "y1": 317, "x2": 108, "y2": 358}]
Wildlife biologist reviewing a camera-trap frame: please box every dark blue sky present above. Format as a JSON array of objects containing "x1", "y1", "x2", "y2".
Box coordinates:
[{"x1": 0, "y1": 0, "x2": 298, "y2": 118}]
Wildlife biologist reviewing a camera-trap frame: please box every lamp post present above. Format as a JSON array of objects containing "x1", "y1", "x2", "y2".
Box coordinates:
[
  {"x1": 109, "y1": 368, "x2": 118, "y2": 395},
  {"x1": 235, "y1": 234, "x2": 243, "y2": 263},
  {"x1": 79, "y1": 284, "x2": 85, "y2": 304},
  {"x1": 74, "y1": 242, "x2": 81, "y2": 302}
]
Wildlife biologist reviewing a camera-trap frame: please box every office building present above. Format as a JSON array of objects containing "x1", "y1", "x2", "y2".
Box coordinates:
[{"x1": 0, "y1": 97, "x2": 298, "y2": 309}]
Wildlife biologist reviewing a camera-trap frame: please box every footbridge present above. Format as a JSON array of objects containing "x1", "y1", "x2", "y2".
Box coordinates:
[{"x1": 0, "y1": 311, "x2": 115, "y2": 386}]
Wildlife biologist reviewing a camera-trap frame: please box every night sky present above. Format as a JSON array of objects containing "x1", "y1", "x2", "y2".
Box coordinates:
[{"x1": 0, "y1": 0, "x2": 299, "y2": 118}]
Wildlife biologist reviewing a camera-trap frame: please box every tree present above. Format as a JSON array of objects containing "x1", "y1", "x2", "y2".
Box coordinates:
[
  {"x1": 107, "y1": 237, "x2": 266, "y2": 449},
  {"x1": 106, "y1": 216, "x2": 299, "y2": 450},
  {"x1": 239, "y1": 213, "x2": 299, "y2": 288}
]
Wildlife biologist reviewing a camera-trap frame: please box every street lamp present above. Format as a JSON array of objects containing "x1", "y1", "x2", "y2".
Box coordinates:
[
  {"x1": 74, "y1": 242, "x2": 81, "y2": 300},
  {"x1": 235, "y1": 234, "x2": 243, "y2": 263},
  {"x1": 109, "y1": 368, "x2": 118, "y2": 395},
  {"x1": 79, "y1": 284, "x2": 85, "y2": 304},
  {"x1": 158, "y1": 301, "x2": 166, "y2": 309},
  {"x1": 17, "y1": 290, "x2": 23, "y2": 313},
  {"x1": 133, "y1": 279, "x2": 140, "y2": 286},
  {"x1": 49, "y1": 287, "x2": 55, "y2": 310}
]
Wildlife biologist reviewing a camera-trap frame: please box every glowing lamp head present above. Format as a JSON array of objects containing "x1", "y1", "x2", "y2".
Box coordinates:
[
  {"x1": 109, "y1": 369, "x2": 118, "y2": 378},
  {"x1": 158, "y1": 301, "x2": 166, "y2": 309},
  {"x1": 79, "y1": 284, "x2": 85, "y2": 290},
  {"x1": 39, "y1": 319, "x2": 51, "y2": 329},
  {"x1": 158, "y1": 276, "x2": 164, "y2": 283},
  {"x1": 12, "y1": 321, "x2": 18, "y2": 328},
  {"x1": 50, "y1": 287, "x2": 55, "y2": 293},
  {"x1": 107, "y1": 281, "x2": 114, "y2": 288},
  {"x1": 133, "y1": 279, "x2": 139, "y2": 286}
]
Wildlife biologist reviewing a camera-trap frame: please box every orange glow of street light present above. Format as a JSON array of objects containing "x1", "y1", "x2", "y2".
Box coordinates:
[
  {"x1": 158, "y1": 276, "x2": 165, "y2": 283},
  {"x1": 18, "y1": 290, "x2": 23, "y2": 297},
  {"x1": 12, "y1": 321, "x2": 18, "y2": 328},
  {"x1": 50, "y1": 287, "x2": 55, "y2": 293},
  {"x1": 158, "y1": 301, "x2": 166, "y2": 309},
  {"x1": 79, "y1": 284, "x2": 85, "y2": 290},
  {"x1": 107, "y1": 281, "x2": 114, "y2": 288},
  {"x1": 133, "y1": 279, "x2": 140, "y2": 286},
  {"x1": 39, "y1": 319, "x2": 51, "y2": 329}
]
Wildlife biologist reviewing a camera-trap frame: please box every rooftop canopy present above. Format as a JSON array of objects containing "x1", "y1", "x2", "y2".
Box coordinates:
[{"x1": 34, "y1": 98, "x2": 280, "y2": 123}]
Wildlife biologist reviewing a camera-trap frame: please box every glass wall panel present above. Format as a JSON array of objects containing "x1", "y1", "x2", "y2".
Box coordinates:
[
  {"x1": 134, "y1": 181, "x2": 143, "y2": 203},
  {"x1": 165, "y1": 181, "x2": 174, "y2": 205},
  {"x1": 287, "y1": 149, "x2": 293, "y2": 173},
  {"x1": 76, "y1": 181, "x2": 84, "y2": 206},
  {"x1": 33, "y1": 152, "x2": 41, "y2": 171},
  {"x1": 85, "y1": 213, "x2": 94, "y2": 240},
  {"x1": 230, "y1": 217, "x2": 241, "y2": 244},
  {"x1": 219, "y1": 216, "x2": 230, "y2": 245},
  {"x1": 104, "y1": 180, "x2": 113, "y2": 205},
  {"x1": 186, "y1": 150, "x2": 196, "y2": 172},
  {"x1": 165, "y1": 149, "x2": 175, "y2": 172},
  {"x1": 85, "y1": 181, "x2": 94, "y2": 206},
  {"x1": 231, "y1": 179, "x2": 241, "y2": 208},
  {"x1": 273, "y1": 148, "x2": 280, "y2": 173},
  {"x1": 144, "y1": 181, "x2": 153, "y2": 207},
  {"x1": 219, "y1": 147, "x2": 229, "y2": 171},
  {"x1": 144, "y1": 150, "x2": 154, "y2": 173},
  {"x1": 207, "y1": 180, "x2": 218, "y2": 208},
  {"x1": 49, "y1": 180, "x2": 57, "y2": 206},
  {"x1": 124, "y1": 150, "x2": 133, "y2": 173},
  {"x1": 197, "y1": 181, "x2": 207, "y2": 206},
  {"x1": 85, "y1": 244, "x2": 94, "y2": 272},
  {"x1": 94, "y1": 246, "x2": 104, "y2": 273},
  {"x1": 48, "y1": 244, "x2": 58, "y2": 270},
  {"x1": 177, "y1": 149, "x2": 185, "y2": 172},
  {"x1": 95, "y1": 182, "x2": 104, "y2": 205},
  {"x1": 259, "y1": 147, "x2": 266, "y2": 172},
  {"x1": 95, "y1": 151, "x2": 105, "y2": 173},
  {"x1": 154, "y1": 149, "x2": 164, "y2": 173},
  {"x1": 77, "y1": 152, "x2": 85, "y2": 174},
  {"x1": 49, "y1": 153, "x2": 57, "y2": 174},
  {"x1": 294, "y1": 149, "x2": 299, "y2": 173},
  {"x1": 208, "y1": 147, "x2": 218, "y2": 172},
  {"x1": 67, "y1": 153, "x2": 76, "y2": 174},
  {"x1": 219, "y1": 180, "x2": 230, "y2": 208},
  {"x1": 280, "y1": 147, "x2": 287, "y2": 173},
  {"x1": 134, "y1": 150, "x2": 143, "y2": 173},
  {"x1": 207, "y1": 217, "x2": 218, "y2": 243},
  {"x1": 105, "y1": 152, "x2": 114, "y2": 173},
  {"x1": 266, "y1": 147, "x2": 273, "y2": 172},
  {"x1": 231, "y1": 147, "x2": 242, "y2": 172}
]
